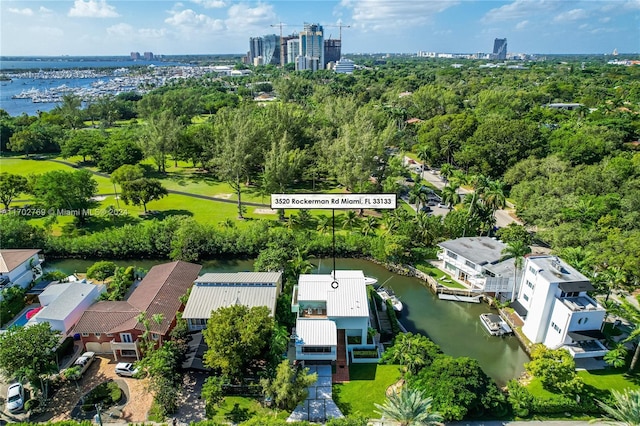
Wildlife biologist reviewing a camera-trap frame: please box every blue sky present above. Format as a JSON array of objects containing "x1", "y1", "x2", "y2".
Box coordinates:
[{"x1": 1, "y1": 0, "x2": 639, "y2": 56}]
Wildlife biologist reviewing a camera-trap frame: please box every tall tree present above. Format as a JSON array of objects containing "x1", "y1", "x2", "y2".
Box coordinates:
[
  {"x1": 140, "y1": 110, "x2": 182, "y2": 173},
  {"x1": 597, "y1": 389, "x2": 640, "y2": 426},
  {"x1": 120, "y1": 178, "x2": 168, "y2": 213},
  {"x1": 203, "y1": 304, "x2": 274, "y2": 381},
  {"x1": 32, "y1": 169, "x2": 98, "y2": 223},
  {"x1": 0, "y1": 323, "x2": 61, "y2": 398},
  {"x1": 501, "y1": 240, "x2": 531, "y2": 302},
  {"x1": 54, "y1": 94, "x2": 84, "y2": 129},
  {"x1": 0, "y1": 173, "x2": 28, "y2": 210},
  {"x1": 374, "y1": 387, "x2": 443, "y2": 426},
  {"x1": 260, "y1": 360, "x2": 318, "y2": 411}
]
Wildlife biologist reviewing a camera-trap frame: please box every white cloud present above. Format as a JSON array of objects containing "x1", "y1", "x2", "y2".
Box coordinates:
[
  {"x1": 340, "y1": 0, "x2": 458, "y2": 30},
  {"x1": 516, "y1": 20, "x2": 529, "y2": 30},
  {"x1": 68, "y1": 0, "x2": 119, "y2": 18},
  {"x1": 192, "y1": 0, "x2": 227, "y2": 8},
  {"x1": 8, "y1": 7, "x2": 34, "y2": 16},
  {"x1": 225, "y1": 2, "x2": 276, "y2": 31},
  {"x1": 553, "y1": 8, "x2": 588, "y2": 22},
  {"x1": 599, "y1": 17, "x2": 611, "y2": 23},
  {"x1": 624, "y1": 0, "x2": 640, "y2": 9},
  {"x1": 482, "y1": 0, "x2": 561, "y2": 24},
  {"x1": 39, "y1": 6, "x2": 53, "y2": 13},
  {"x1": 107, "y1": 23, "x2": 167, "y2": 39},
  {"x1": 165, "y1": 9, "x2": 224, "y2": 32}
]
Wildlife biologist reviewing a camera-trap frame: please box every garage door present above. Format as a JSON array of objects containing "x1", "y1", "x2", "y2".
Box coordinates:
[{"x1": 85, "y1": 342, "x2": 112, "y2": 353}]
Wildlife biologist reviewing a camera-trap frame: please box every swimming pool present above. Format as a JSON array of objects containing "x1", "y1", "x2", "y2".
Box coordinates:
[{"x1": 5, "y1": 306, "x2": 38, "y2": 328}]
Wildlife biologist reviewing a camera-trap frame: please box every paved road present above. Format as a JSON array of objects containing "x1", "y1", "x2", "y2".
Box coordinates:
[{"x1": 446, "y1": 421, "x2": 611, "y2": 426}]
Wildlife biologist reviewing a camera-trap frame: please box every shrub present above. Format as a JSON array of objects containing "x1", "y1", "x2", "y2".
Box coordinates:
[
  {"x1": 352, "y1": 350, "x2": 379, "y2": 359},
  {"x1": 24, "y1": 398, "x2": 40, "y2": 412}
]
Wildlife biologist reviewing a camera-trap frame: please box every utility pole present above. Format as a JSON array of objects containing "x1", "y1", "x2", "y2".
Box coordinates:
[{"x1": 270, "y1": 22, "x2": 287, "y2": 68}]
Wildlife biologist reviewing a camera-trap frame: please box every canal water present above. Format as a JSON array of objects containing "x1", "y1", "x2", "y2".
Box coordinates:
[{"x1": 45, "y1": 257, "x2": 528, "y2": 385}]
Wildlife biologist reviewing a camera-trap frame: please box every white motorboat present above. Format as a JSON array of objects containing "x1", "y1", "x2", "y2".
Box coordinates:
[
  {"x1": 480, "y1": 313, "x2": 512, "y2": 336},
  {"x1": 364, "y1": 276, "x2": 378, "y2": 286},
  {"x1": 377, "y1": 287, "x2": 403, "y2": 312}
]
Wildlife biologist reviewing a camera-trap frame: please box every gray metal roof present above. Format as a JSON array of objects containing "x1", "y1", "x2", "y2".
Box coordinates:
[
  {"x1": 295, "y1": 318, "x2": 337, "y2": 346},
  {"x1": 527, "y1": 255, "x2": 592, "y2": 286},
  {"x1": 183, "y1": 285, "x2": 279, "y2": 318},
  {"x1": 484, "y1": 257, "x2": 516, "y2": 277},
  {"x1": 297, "y1": 272, "x2": 369, "y2": 318},
  {"x1": 195, "y1": 272, "x2": 282, "y2": 286},
  {"x1": 438, "y1": 237, "x2": 507, "y2": 266}
]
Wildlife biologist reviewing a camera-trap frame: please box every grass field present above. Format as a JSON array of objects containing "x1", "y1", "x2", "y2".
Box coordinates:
[
  {"x1": 209, "y1": 396, "x2": 288, "y2": 424},
  {"x1": 332, "y1": 364, "x2": 401, "y2": 418},
  {"x1": 527, "y1": 368, "x2": 640, "y2": 399}
]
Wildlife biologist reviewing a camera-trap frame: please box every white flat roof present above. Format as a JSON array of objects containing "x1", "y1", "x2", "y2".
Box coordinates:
[
  {"x1": 183, "y1": 285, "x2": 278, "y2": 318},
  {"x1": 36, "y1": 282, "x2": 101, "y2": 321},
  {"x1": 295, "y1": 319, "x2": 337, "y2": 346},
  {"x1": 297, "y1": 271, "x2": 368, "y2": 317}
]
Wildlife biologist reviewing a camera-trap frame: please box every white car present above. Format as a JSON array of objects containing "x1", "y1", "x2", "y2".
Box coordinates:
[
  {"x1": 6, "y1": 382, "x2": 24, "y2": 412},
  {"x1": 115, "y1": 362, "x2": 139, "y2": 377},
  {"x1": 73, "y1": 351, "x2": 96, "y2": 375}
]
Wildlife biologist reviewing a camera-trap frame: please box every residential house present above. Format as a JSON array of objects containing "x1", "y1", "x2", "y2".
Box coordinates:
[
  {"x1": 182, "y1": 272, "x2": 282, "y2": 331},
  {"x1": 437, "y1": 237, "x2": 516, "y2": 294},
  {"x1": 72, "y1": 260, "x2": 201, "y2": 359},
  {"x1": 27, "y1": 281, "x2": 105, "y2": 334},
  {"x1": 514, "y1": 255, "x2": 608, "y2": 359},
  {"x1": 291, "y1": 270, "x2": 376, "y2": 364},
  {"x1": 0, "y1": 249, "x2": 44, "y2": 289}
]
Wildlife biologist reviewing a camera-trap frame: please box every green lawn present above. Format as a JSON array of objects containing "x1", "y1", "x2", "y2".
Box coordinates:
[
  {"x1": 332, "y1": 364, "x2": 401, "y2": 418},
  {"x1": 415, "y1": 263, "x2": 467, "y2": 289},
  {"x1": 209, "y1": 396, "x2": 288, "y2": 424},
  {"x1": 528, "y1": 369, "x2": 640, "y2": 398}
]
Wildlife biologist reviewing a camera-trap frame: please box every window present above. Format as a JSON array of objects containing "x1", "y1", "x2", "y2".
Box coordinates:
[
  {"x1": 151, "y1": 333, "x2": 160, "y2": 341},
  {"x1": 523, "y1": 294, "x2": 529, "y2": 301},
  {"x1": 526, "y1": 280, "x2": 535, "y2": 290},
  {"x1": 578, "y1": 317, "x2": 589, "y2": 325},
  {"x1": 191, "y1": 318, "x2": 207, "y2": 326},
  {"x1": 447, "y1": 251, "x2": 458, "y2": 260},
  {"x1": 95, "y1": 333, "x2": 101, "y2": 338},
  {"x1": 528, "y1": 266, "x2": 537, "y2": 275},
  {"x1": 465, "y1": 260, "x2": 476, "y2": 269},
  {"x1": 551, "y1": 322, "x2": 561, "y2": 333},
  {"x1": 302, "y1": 346, "x2": 332, "y2": 354},
  {"x1": 81, "y1": 333, "x2": 89, "y2": 337},
  {"x1": 106, "y1": 333, "x2": 113, "y2": 337},
  {"x1": 561, "y1": 291, "x2": 579, "y2": 298}
]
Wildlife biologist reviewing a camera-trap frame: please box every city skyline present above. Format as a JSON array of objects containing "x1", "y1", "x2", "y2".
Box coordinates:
[{"x1": 1, "y1": 0, "x2": 639, "y2": 57}]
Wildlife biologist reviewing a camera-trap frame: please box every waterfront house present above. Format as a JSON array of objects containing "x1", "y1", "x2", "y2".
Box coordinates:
[
  {"x1": 0, "y1": 249, "x2": 44, "y2": 289},
  {"x1": 72, "y1": 260, "x2": 201, "y2": 359},
  {"x1": 514, "y1": 255, "x2": 608, "y2": 359},
  {"x1": 291, "y1": 270, "x2": 376, "y2": 366},
  {"x1": 437, "y1": 237, "x2": 517, "y2": 295},
  {"x1": 182, "y1": 271, "x2": 282, "y2": 331},
  {"x1": 27, "y1": 281, "x2": 105, "y2": 334}
]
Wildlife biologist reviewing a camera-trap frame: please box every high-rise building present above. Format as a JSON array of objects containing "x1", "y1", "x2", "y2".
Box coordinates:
[
  {"x1": 130, "y1": 52, "x2": 141, "y2": 60},
  {"x1": 286, "y1": 38, "x2": 300, "y2": 64},
  {"x1": 334, "y1": 58, "x2": 354, "y2": 74},
  {"x1": 248, "y1": 34, "x2": 281, "y2": 66},
  {"x1": 249, "y1": 37, "x2": 263, "y2": 64},
  {"x1": 298, "y1": 23, "x2": 324, "y2": 71},
  {"x1": 143, "y1": 51, "x2": 154, "y2": 60},
  {"x1": 493, "y1": 38, "x2": 507, "y2": 60},
  {"x1": 324, "y1": 39, "x2": 341, "y2": 67}
]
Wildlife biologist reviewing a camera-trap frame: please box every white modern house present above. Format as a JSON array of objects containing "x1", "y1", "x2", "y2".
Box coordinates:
[
  {"x1": 514, "y1": 255, "x2": 608, "y2": 359},
  {"x1": 291, "y1": 270, "x2": 376, "y2": 364},
  {"x1": 0, "y1": 249, "x2": 44, "y2": 289},
  {"x1": 28, "y1": 281, "x2": 105, "y2": 334},
  {"x1": 183, "y1": 272, "x2": 282, "y2": 331},
  {"x1": 437, "y1": 237, "x2": 517, "y2": 295}
]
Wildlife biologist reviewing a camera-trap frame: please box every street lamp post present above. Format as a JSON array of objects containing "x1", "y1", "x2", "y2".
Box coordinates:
[{"x1": 94, "y1": 404, "x2": 103, "y2": 426}]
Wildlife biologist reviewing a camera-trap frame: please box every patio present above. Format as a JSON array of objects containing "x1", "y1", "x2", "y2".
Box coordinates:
[{"x1": 287, "y1": 365, "x2": 343, "y2": 423}]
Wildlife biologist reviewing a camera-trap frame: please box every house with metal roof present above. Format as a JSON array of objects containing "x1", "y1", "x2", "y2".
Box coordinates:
[
  {"x1": 72, "y1": 260, "x2": 202, "y2": 359},
  {"x1": 27, "y1": 281, "x2": 105, "y2": 334},
  {"x1": 291, "y1": 270, "x2": 376, "y2": 370},
  {"x1": 183, "y1": 272, "x2": 282, "y2": 331},
  {"x1": 437, "y1": 237, "x2": 518, "y2": 294},
  {"x1": 515, "y1": 255, "x2": 608, "y2": 359},
  {"x1": 0, "y1": 249, "x2": 44, "y2": 289}
]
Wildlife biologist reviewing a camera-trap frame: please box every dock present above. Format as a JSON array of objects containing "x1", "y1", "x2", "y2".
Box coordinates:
[{"x1": 437, "y1": 294, "x2": 482, "y2": 303}]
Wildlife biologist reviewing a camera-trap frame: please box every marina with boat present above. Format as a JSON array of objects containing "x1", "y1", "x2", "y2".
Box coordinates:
[
  {"x1": 376, "y1": 286, "x2": 403, "y2": 312},
  {"x1": 480, "y1": 313, "x2": 513, "y2": 336}
]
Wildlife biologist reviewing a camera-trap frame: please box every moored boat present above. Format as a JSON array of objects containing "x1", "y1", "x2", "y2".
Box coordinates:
[
  {"x1": 377, "y1": 287, "x2": 403, "y2": 312},
  {"x1": 480, "y1": 313, "x2": 512, "y2": 336}
]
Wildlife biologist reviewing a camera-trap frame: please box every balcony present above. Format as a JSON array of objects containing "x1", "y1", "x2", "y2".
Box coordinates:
[
  {"x1": 299, "y1": 307, "x2": 327, "y2": 318},
  {"x1": 562, "y1": 340, "x2": 608, "y2": 359},
  {"x1": 560, "y1": 296, "x2": 603, "y2": 312}
]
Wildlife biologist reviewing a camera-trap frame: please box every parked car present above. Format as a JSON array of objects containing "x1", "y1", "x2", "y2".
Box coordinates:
[
  {"x1": 73, "y1": 351, "x2": 96, "y2": 375},
  {"x1": 421, "y1": 206, "x2": 432, "y2": 212},
  {"x1": 405, "y1": 177, "x2": 414, "y2": 183},
  {"x1": 438, "y1": 202, "x2": 448, "y2": 208},
  {"x1": 427, "y1": 200, "x2": 437, "y2": 206},
  {"x1": 115, "y1": 362, "x2": 139, "y2": 377},
  {"x1": 6, "y1": 382, "x2": 24, "y2": 412}
]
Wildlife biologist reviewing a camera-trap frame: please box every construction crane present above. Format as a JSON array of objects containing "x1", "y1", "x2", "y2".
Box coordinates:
[
  {"x1": 324, "y1": 23, "x2": 351, "y2": 41},
  {"x1": 270, "y1": 22, "x2": 289, "y2": 68}
]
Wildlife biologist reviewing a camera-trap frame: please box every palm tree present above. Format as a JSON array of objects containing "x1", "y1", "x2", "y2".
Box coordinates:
[
  {"x1": 316, "y1": 215, "x2": 331, "y2": 234},
  {"x1": 559, "y1": 246, "x2": 595, "y2": 277},
  {"x1": 597, "y1": 389, "x2": 640, "y2": 426},
  {"x1": 619, "y1": 302, "x2": 640, "y2": 372},
  {"x1": 374, "y1": 387, "x2": 443, "y2": 426},
  {"x1": 483, "y1": 179, "x2": 507, "y2": 222},
  {"x1": 409, "y1": 185, "x2": 430, "y2": 214},
  {"x1": 361, "y1": 216, "x2": 379, "y2": 236},
  {"x1": 441, "y1": 185, "x2": 460, "y2": 210},
  {"x1": 501, "y1": 240, "x2": 532, "y2": 302},
  {"x1": 414, "y1": 212, "x2": 441, "y2": 246},
  {"x1": 600, "y1": 266, "x2": 627, "y2": 303},
  {"x1": 342, "y1": 210, "x2": 360, "y2": 231},
  {"x1": 439, "y1": 163, "x2": 453, "y2": 185}
]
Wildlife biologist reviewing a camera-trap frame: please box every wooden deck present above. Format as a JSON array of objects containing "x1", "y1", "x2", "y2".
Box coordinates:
[{"x1": 332, "y1": 329, "x2": 350, "y2": 383}]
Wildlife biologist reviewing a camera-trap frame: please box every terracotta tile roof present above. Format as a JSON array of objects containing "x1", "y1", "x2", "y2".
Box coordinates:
[
  {"x1": 73, "y1": 261, "x2": 202, "y2": 336},
  {"x1": 0, "y1": 249, "x2": 41, "y2": 273}
]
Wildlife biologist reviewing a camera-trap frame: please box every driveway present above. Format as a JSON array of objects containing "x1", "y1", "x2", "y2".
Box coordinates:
[
  {"x1": 172, "y1": 371, "x2": 206, "y2": 425},
  {"x1": 31, "y1": 355, "x2": 153, "y2": 423}
]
